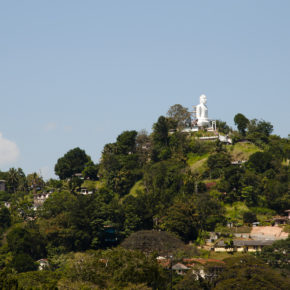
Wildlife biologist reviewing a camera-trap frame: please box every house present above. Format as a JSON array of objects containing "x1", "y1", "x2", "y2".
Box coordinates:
[
  {"x1": 172, "y1": 263, "x2": 189, "y2": 275},
  {"x1": 37, "y1": 259, "x2": 49, "y2": 270},
  {"x1": 273, "y1": 216, "x2": 288, "y2": 226},
  {"x1": 80, "y1": 187, "x2": 95, "y2": 195},
  {"x1": 33, "y1": 192, "x2": 52, "y2": 210},
  {"x1": 206, "y1": 232, "x2": 219, "y2": 244},
  {"x1": 0, "y1": 180, "x2": 6, "y2": 192},
  {"x1": 183, "y1": 258, "x2": 224, "y2": 280},
  {"x1": 214, "y1": 240, "x2": 274, "y2": 252}
]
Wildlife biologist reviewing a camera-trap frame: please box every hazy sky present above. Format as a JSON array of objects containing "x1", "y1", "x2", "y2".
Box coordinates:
[{"x1": 0, "y1": 1, "x2": 289, "y2": 179}]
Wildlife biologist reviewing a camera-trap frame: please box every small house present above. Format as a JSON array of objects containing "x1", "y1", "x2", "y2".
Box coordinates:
[
  {"x1": 37, "y1": 259, "x2": 49, "y2": 271},
  {"x1": 172, "y1": 263, "x2": 189, "y2": 275},
  {"x1": 214, "y1": 240, "x2": 274, "y2": 252}
]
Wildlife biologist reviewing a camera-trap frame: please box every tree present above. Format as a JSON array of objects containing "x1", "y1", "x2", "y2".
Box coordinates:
[
  {"x1": 82, "y1": 162, "x2": 99, "y2": 180},
  {"x1": 116, "y1": 130, "x2": 138, "y2": 154},
  {"x1": 0, "y1": 206, "x2": 11, "y2": 229},
  {"x1": 7, "y1": 227, "x2": 46, "y2": 259},
  {"x1": 58, "y1": 248, "x2": 166, "y2": 289},
  {"x1": 10, "y1": 253, "x2": 37, "y2": 273},
  {"x1": 54, "y1": 147, "x2": 91, "y2": 179},
  {"x1": 214, "y1": 255, "x2": 290, "y2": 289},
  {"x1": 27, "y1": 172, "x2": 44, "y2": 193},
  {"x1": 162, "y1": 199, "x2": 199, "y2": 242},
  {"x1": 152, "y1": 116, "x2": 169, "y2": 147},
  {"x1": 234, "y1": 113, "x2": 249, "y2": 136},
  {"x1": 7, "y1": 168, "x2": 19, "y2": 193},
  {"x1": 136, "y1": 130, "x2": 151, "y2": 165},
  {"x1": 259, "y1": 237, "x2": 290, "y2": 270},
  {"x1": 216, "y1": 120, "x2": 231, "y2": 134},
  {"x1": 121, "y1": 230, "x2": 185, "y2": 255},
  {"x1": 167, "y1": 104, "x2": 191, "y2": 130},
  {"x1": 99, "y1": 131, "x2": 141, "y2": 195},
  {"x1": 207, "y1": 152, "x2": 231, "y2": 178},
  {"x1": 243, "y1": 212, "x2": 257, "y2": 224},
  {"x1": 247, "y1": 151, "x2": 273, "y2": 173},
  {"x1": 247, "y1": 119, "x2": 273, "y2": 137}
]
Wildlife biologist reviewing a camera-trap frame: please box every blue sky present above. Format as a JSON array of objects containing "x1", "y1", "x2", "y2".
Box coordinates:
[{"x1": 0, "y1": 1, "x2": 289, "y2": 179}]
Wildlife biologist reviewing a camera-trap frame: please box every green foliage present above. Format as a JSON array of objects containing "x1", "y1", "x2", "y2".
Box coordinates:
[
  {"x1": 26, "y1": 172, "x2": 44, "y2": 193},
  {"x1": 227, "y1": 141, "x2": 261, "y2": 161},
  {"x1": 161, "y1": 195, "x2": 224, "y2": 242},
  {"x1": 0, "y1": 271, "x2": 19, "y2": 289},
  {"x1": 258, "y1": 237, "x2": 290, "y2": 270},
  {"x1": 9, "y1": 253, "x2": 37, "y2": 273},
  {"x1": 7, "y1": 227, "x2": 46, "y2": 260},
  {"x1": 99, "y1": 131, "x2": 141, "y2": 196},
  {"x1": 207, "y1": 152, "x2": 231, "y2": 178},
  {"x1": 60, "y1": 248, "x2": 166, "y2": 289},
  {"x1": 216, "y1": 119, "x2": 231, "y2": 134},
  {"x1": 54, "y1": 147, "x2": 91, "y2": 179},
  {"x1": 17, "y1": 270, "x2": 61, "y2": 289},
  {"x1": 243, "y1": 211, "x2": 257, "y2": 224},
  {"x1": 82, "y1": 162, "x2": 99, "y2": 180},
  {"x1": 0, "y1": 107, "x2": 288, "y2": 288},
  {"x1": 121, "y1": 230, "x2": 185, "y2": 255},
  {"x1": 215, "y1": 255, "x2": 290, "y2": 289},
  {"x1": 0, "y1": 207, "x2": 11, "y2": 229},
  {"x1": 143, "y1": 160, "x2": 185, "y2": 213},
  {"x1": 224, "y1": 202, "x2": 250, "y2": 224},
  {"x1": 6, "y1": 168, "x2": 27, "y2": 194},
  {"x1": 234, "y1": 113, "x2": 249, "y2": 136},
  {"x1": 167, "y1": 104, "x2": 192, "y2": 130},
  {"x1": 0, "y1": 192, "x2": 10, "y2": 203},
  {"x1": 152, "y1": 116, "x2": 169, "y2": 147},
  {"x1": 247, "y1": 151, "x2": 274, "y2": 173},
  {"x1": 247, "y1": 118, "x2": 274, "y2": 142}
]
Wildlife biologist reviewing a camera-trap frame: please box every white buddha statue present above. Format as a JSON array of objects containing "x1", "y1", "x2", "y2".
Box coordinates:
[{"x1": 196, "y1": 94, "x2": 210, "y2": 127}]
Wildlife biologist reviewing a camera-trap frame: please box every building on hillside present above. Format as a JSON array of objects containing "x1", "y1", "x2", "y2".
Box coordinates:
[
  {"x1": 0, "y1": 180, "x2": 6, "y2": 192},
  {"x1": 172, "y1": 263, "x2": 189, "y2": 275},
  {"x1": 183, "y1": 258, "x2": 225, "y2": 281},
  {"x1": 80, "y1": 187, "x2": 95, "y2": 195},
  {"x1": 33, "y1": 191, "x2": 53, "y2": 210},
  {"x1": 272, "y1": 216, "x2": 288, "y2": 226},
  {"x1": 36, "y1": 259, "x2": 50, "y2": 271},
  {"x1": 214, "y1": 240, "x2": 274, "y2": 252}
]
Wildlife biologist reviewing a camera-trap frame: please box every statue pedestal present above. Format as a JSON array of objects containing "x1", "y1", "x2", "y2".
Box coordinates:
[{"x1": 197, "y1": 119, "x2": 210, "y2": 127}]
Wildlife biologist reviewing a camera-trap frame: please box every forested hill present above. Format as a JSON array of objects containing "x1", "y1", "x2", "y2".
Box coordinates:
[{"x1": 0, "y1": 104, "x2": 289, "y2": 289}]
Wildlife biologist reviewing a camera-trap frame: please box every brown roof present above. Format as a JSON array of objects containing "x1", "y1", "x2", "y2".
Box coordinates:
[
  {"x1": 183, "y1": 258, "x2": 224, "y2": 265},
  {"x1": 157, "y1": 259, "x2": 170, "y2": 268}
]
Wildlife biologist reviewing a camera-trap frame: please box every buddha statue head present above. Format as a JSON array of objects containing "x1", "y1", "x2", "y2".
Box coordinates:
[{"x1": 199, "y1": 94, "x2": 207, "y2": 105}]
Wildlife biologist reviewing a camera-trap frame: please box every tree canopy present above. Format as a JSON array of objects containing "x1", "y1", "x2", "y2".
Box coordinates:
[{"x1": 54, "y1": 147, "x2": 91, "y2": 179}]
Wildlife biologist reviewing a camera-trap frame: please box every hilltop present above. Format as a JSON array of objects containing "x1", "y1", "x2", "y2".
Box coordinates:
[{"x1": 0, "y1": 104, "x2": 289, "y2": 288}]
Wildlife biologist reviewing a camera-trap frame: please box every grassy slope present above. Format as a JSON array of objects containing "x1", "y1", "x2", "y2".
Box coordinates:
[
  {"x1": 227, "y1": 142, "x2": 261, "y2": 161},
  {"x1": 187, "y1": 153, "x2": 209, "y2": 173},
  {"x1": 224, "y1": 202, "x2": 249, "y2": 224},
  {"x1": 128, "y1": 180, "x2": 145, "y2": 197}
]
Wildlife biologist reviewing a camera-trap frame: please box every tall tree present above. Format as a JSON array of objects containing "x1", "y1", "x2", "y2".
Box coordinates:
[
  {"x1": 54, "y1": 147, "x2": 91, "y2": 180},
  {"x1": 167, "y1": 104, "x2": 191, "y2": 130},
  {"x1": 234, "y1": 113, "x2": 249, "y2": 136}
]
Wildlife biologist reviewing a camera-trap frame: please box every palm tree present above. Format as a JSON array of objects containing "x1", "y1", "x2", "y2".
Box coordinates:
[{"x1": 7, "y1": 168, "x2": 19, "y2": 193}]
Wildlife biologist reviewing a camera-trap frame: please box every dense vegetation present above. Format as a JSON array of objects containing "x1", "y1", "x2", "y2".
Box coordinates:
[{"x1": 0, "y1": 105, "x2": 289, "y2": 289}]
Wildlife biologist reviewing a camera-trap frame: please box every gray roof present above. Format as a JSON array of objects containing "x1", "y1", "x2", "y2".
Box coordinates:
[
  {"x1": 172, "y1": 263, "x2": 189, "y2": 270},
  {"x1": 216, "y1": 240, "x2": 274, "y2": 247}
]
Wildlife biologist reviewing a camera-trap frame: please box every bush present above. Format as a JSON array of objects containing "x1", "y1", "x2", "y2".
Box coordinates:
[{"x1": 243, "y1": 212, "x2": 257, "y2": 224}]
